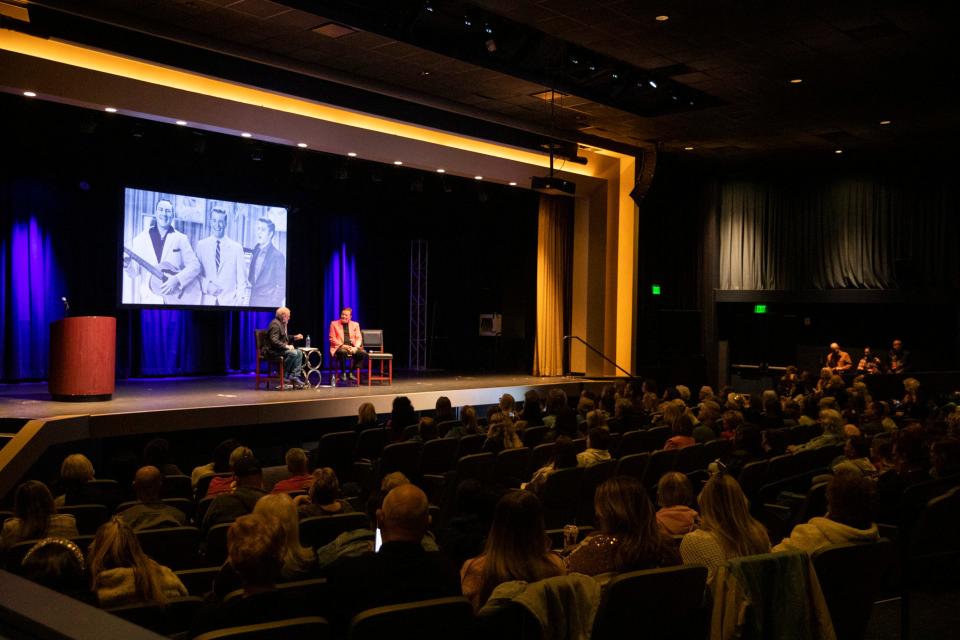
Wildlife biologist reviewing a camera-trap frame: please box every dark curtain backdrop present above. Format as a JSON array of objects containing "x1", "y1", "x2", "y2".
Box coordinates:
[{"x1": 718, "y1": 177, "x2": 960, "y2": 290}]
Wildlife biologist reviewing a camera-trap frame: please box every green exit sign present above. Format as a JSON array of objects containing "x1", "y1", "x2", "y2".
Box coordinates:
[
  {"x1": 651, "y1": 284, "x2": 661, "y2": 296},
  {"x1": 754, "y1": 304, "x2": 767, "y2": 314}
]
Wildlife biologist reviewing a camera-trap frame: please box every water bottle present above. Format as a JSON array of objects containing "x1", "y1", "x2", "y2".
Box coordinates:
[{"x1": 305, "y1": 334, "x2": 311, "y2": 348}]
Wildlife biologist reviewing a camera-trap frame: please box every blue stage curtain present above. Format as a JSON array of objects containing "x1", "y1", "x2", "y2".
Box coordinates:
[
  {"x1": 228, "y1": 310, "x2": 275, "y2": 372},
  {"x1": 0, "y1": 180, "x2": 66, "y2": 381},
  {"x1": 138, "y1": 309, "x2": 200, "y2": 375},
  {"x1": 323, "y1": 218, "x2": 361, "y2": 330}
]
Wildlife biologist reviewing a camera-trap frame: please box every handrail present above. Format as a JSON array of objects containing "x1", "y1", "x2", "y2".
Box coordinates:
[{"x1": 562, "y1": 335, "x2": 634, "y2": 378}]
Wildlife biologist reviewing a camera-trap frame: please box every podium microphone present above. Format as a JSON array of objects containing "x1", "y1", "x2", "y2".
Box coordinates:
[{"x1": 61, "y1": 296, "x2": 70, "y2": 316}]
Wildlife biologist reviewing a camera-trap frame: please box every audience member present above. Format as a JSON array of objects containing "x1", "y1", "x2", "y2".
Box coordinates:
[
  {"x1": 499, "y1": 393, "x2": 517, "y2": 419},
  {"x1": 446, "y1": 405, "x2": 480, "y2": 439},
  {"x1": 2, "y1": 481, "x2": 78, "y2": 550},
  {"x1": 201, "y1": 458, "x2": 267, "y2": 538},
  {"x1": 566, "y1": 476, "x2": 678, "y2": 575},
  {"x1": 483, "y1": 413, "x2": 522, "y2": 453},
  {"x1": 20, "y1": 537, "x2": 93, "y2": 603},
  {"x1": 724, "y1": 424, "x2": 765, "y2": 478},
  {"x1": 55, "y1": 453, "x2": 96, "y2": 507},
  {"x1": 773, "y1": 468, "x2": 879, "y2": 553},
  {"x1": 585, "y1": 409, "x2": 609, "y2": 431},
  {"x1": 655, "y1": 472, "x2": 700, "y2": 535},
  {"x1": 664, "y1": 413, "x2": 696, "y2": 450},
  {"x1": 271, "y1": 448, "x2": 311, "y2": 493},
  {"x1": 832, "y1": 436, "x2": 878, "y2": 479},
  {"x1": 460, "y1": 491, "x2": 565, "y2": 611},
  {"x1": 410, "y1": 416, "x2": 438, "y2": 443},
  {"x1": 680, "y1": 474, "x2": 770, "y2": 581},
  {"x1": 191, "y1": 438, "x2": 241, "y2": 489},
  {"x1": 205, "y1": 446, "x2": 254, "y2": 498},
  {"x1": 542, "y1": 389, "x2": 569, "y2": 429},
  {"x1": 436, "y1": 480, "x2": 492, "y2": 569},
  {"x1": 577, "y1": 427, "x2": 612, "y2": 467},
  {"x1": 694, "y1": 401, "x2": 721, "y2": 443},
  {"x1": 142, "y1": 438, "x2": 183, "y2": 477},
  {"x1": 120, "y1": 466, "x2": 188, "y2": 531},
  {"x1": 87, "y1": 517, "x2": 186, "y2": 607},
  {"x1": 387, "y1": 396, "x2": 417, "y2": 442},
  {"x1": 523, "y1": 436, "x2": 578, "y2": 494},
  {"x1": 930, "y1": 438, "x2": 960, "y2": 479},
  {"x1": 297, "y1": 467, "x2": 355, "y2": 517},
  {"x1": 356, "y1": 402, "x2": 379, "y2": 431},
  {"x1": 521, "y1": 390, "x2": 544, "y2": 426},
  {"x1": 789, "y1": 409, "x2": 845, "y2": 453},
  {"x1": 434, "y1": 396, "x2": 455, "y2": 424}
]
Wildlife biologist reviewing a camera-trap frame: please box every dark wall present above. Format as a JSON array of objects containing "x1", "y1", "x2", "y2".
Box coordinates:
[{"x1": 1, "y1": 95, "x2": 539, "y2": 377}]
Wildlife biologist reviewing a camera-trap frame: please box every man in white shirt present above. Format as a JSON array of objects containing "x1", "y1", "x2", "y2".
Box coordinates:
[
  {"x1": 124, "y1": 197, "x2": 201, "y2": 304},
  {"x1": 195, "y1": 206, "x2": 246, "y2": 306}
]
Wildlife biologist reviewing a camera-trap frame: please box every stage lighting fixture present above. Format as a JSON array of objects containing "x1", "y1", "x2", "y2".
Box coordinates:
[
  {"x1": 297, "y1": 142, "x2": 308, "y2": 148},
  {"x1": 347, "y1": 152, "x2": 357, "y2": 157},
  {"x1": 684, "y1": 146, "x2": 694, "y2": 151},
  {"x1": 649, "y1": 80, "x2": 658, "y2": 88},
  {"x1": 509, "y1": 181, "x2": 517, "y2": 186},
  {"x1": 23, "y1": 91, "x2": 36, "y2": 97},
  {"x1": 436, "y1": 168, "x2": 445, "y2": 173},
  {"x1": 656, "y1": 15, "x2": 670, "y2": 22},
  {"x1": 241, "y1": 132, "x2": 252, "y2": 138},
  {"x1": 394, "y1": 160, "x2": 403, "y2": 165},
  {"x1": 175, "y1": 120, "x2": 187, "y2": 126},
  {"x1": 835, "y1": 149, "x2": 843, "y2": 154},
  {"x1": 474, "y1": 175, "x2": 483, "y2": 180},
  {"x1": 880, "y1": 120, "x2": 891, "y2": 125},
  {"x1": 789, "y1": 78, "x2": 803, "y2": 84},
  {"x1": 104, "y1": 107, "x2": 117, "y2": 112}
]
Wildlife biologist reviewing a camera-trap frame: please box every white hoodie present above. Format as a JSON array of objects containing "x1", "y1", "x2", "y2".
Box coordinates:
[{"x1": 772, "y1": 517, "x2": 879, "y2": 554}]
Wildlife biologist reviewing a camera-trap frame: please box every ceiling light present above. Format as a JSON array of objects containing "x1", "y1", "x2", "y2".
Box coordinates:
[
  {"x1": 104, "y1": 107, "x2": 117, "y2": 113},
  {"x1": 789, "y1": 78, "x2": 803, "y2": 84},
  {"x1": 23, "y1": 91, "x2": 36, "y2": 97},
  {"x1": 347, "y1": 152, "x2": 357, "y2": 157},
  {"x1": 394, "y1": 160, "x2": 403, "y2": 165},
  {"x1": 509, "y1": 181, "x2": 517, "y2": 186},
  {"x1": 297, "y1": 142, "x2": 308, "y2": 148},
  {"x1": 834, "y1": 149, "x2": 843, "y2": 154},
  {"x1": 649, "y1": 80, "x2": 658, "y2": 88},
  {"x1": 241, "y1": 132, "x2": 252, "y2": 138},
  {"x1": 655, "y1": 15, "x2": 670, "y2": 22},
  {"x1": 474, "y1": 175, "x2": 483, "y2": 180},
  {"x1": 611, "y1": 73, "x2": 620, "y2": 80},
  {"x1": 879, "y1": 120, "x2": 892, "y2": 125},
  {"x1": 312, "y1": 22, "x2": 357, "y2": 39},
  {"x1": 175, "y1": 120, "x2": 187, "y2": 126},
  {"x1": 684, "y1": 146, "x2": 695, "y2": 151},
  {"x1": 420, "y1": 70, "x2": 431, "y2": 76},
  {"x1": 436, "y1": 168, "x2": 445, "y2": 173}
]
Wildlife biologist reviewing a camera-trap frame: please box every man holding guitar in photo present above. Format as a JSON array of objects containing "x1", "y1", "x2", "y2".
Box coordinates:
[{"x1": 124, "y1": 197, "x2": 201, "y2": 304}]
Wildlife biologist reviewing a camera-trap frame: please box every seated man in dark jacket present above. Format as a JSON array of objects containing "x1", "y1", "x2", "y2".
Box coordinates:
[
  {"x1": 264, "y1": 306, "x2": 305, "y2": 389},
  {"x1": 323, "y1": 484, "x2": 461, "y2": 630},
  {"x1": 120, "y1": 465, "x2": 187, "y2": 531},
  {"x1": 201, "y1": 458, "x2": 267, "y2": 538}
]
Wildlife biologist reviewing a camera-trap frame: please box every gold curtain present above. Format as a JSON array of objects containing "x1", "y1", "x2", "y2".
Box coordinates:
[{"x1": 533, "y1": 195, "x2": 571, "y2": 376}]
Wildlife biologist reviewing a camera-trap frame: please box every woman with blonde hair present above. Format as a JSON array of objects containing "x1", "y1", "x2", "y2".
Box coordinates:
[
  {"x1": 357, "y1": 402, "x2": 379, "y2": 430},
  {"x1": 679, "y1": 474, "x2": 770, "y2": 580},
  {"x1": 56, "y1": 454, "x2": 96, "y2": 507},
  {"x1": 87, "y1": 517, "x2": 186, "y2": 607},
  {"x1": 254, "y1": 493, "x2": 316, "y2": 579},
  {"x1": 482, "y1": 413, "x2": 523, "y2": 454}
]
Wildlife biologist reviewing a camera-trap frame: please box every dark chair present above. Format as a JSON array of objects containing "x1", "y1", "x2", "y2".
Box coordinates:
[
  {"x1": 643, "y1": 426, "x2": 673, "y2": 451},
  {"x1": 378, "y1": 441, "x2": 422, "y2": 481},
  {"x1": 606, "y1": 417, "x2": 625, "y2": 434},
  {"x1": 541, "y1": 467, "x2": 585, "y2": 528},
  {"x1": 204, "y1": 522, "x2": 232, "y2": 566},
  {"x1": 299, "y1": 513, "x2": 369, "y2": 549},
  {"x1": 615, "y1": 453, "x2": 650, "y2": 482},
  {"x1": 736, "y1": 459, "x2": 769, "y2": 504},
  {"x1": 491, "y1": 447, "x2": 531, "y2": 489},
  {"x1": 572, "y1": 438, "x2": 587, "y2": 453},
  {"x1": 175, "y1": 566, "x2": 221, "y2": 597},
  {"x1": 75, "y1": 479, "x2": 123, "y2": 510},
  {"x1": 195, "y1": 473, "x2": 232, "y2": 502},
  {"x1": 136, "y1": 526, "x2": 200, "y2": 570},
  {"x1": 642, "y1": 449, "x2": 678, "y2": 491},
  {"x1": 436, "y1": 421, "x2": 460, "y2": 438},
  {"x1": 577, "y1": 459, "x2": 616, "y2": 525},
  {"x1": 618, "y1": 431, "x2": 646, "y2": 456},
  {"x1": 592, "y1": 564, "x2": 709, "y2": 640},
  {"x1": 195, "y1": 616, "x2": 330, "y2": 640},
  {"x1": 161, "y1": 474, "x2": 193, "y2": 499},
  {"x1": 355, "y1": 428, "x2": 386, "y2": 461},
  {"x1": 360, "y1": 329, "x2": 393, "y2": 386},
  {"x1": 766, "y1": 453, "x2": 800, "y2": 484},
  {"x1": 164, "y1": 497, "x2": 195, "y2": 520},
  {"x1": 607, "y1": 433, "x2": 622, "y2": 458},
  {"x1": 349, "y1": 596, "x2": 473, "y2": 640},
  {"x1": 450, "y1": 452, "x2": 496, "y2": 486},
  {"x1": 703, "y1": 438, "x2": 733, "y2": 463},
  {"x1": 224, "y1": 577, "x2": 330, "y2": 605},
  {"x1": 419, "y1": 438, "x2": 460, "y2": 476},
  {"x1": 196, "y1": 495, "x2": 217, "y2": 526},
  {"x1": 675, "y1": 443, "x2": 707, "y2": 474},
  {"x1": 812, "y1": 540, "x2": 893, "y2": 640},
  {"x1": 528, "y1": 442, "x2": 556, "y2": 475},
  {"x1": 455, "y1": 434, "x2": 486, "y2": 458},
  {"x1": 316, "y1": 430, "x2": 358, "y2": 482},
  {"x1": 401, "y1": 424, "x2": 420, "y2": 441},
  {"x1": 521, "y1": 426, "x2": 549, "y2": 448},
  {"x1": 58, "y1": 503, "x2": 108, "y2": 535},
  {"x1": 254, "y1": 329, "x2": 285, "y2": 390},
  {"x1": 811, "y1": 444, "x2": 844, "y2": 470},
  {"x1": 107, "y1": 596, "x2": 203, "y2": 636}
]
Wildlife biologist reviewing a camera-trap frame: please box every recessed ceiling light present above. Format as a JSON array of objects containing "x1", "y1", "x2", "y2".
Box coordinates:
[
  {"x1": 347, "y1": 152, "x2": 357, "y2": 157},
  {"x1": 879, "y1": 120, "x2": 892, "y2": 125},
  {"x1": 474, "y1": 175, "x2": 483, "y2": 180},
  {"x1": 297, "y1": 142, "x2": 308, "y2": 148},
  {"x1": 23, "y1": 91, "x2": 36, "y2": 97},
  {"x1": 420, "y1": 71, "x2": 431, "y2": 76},
  {"x1": 655, "y1": 15, "x2": 670, "y2": 22},
  {"x1": 684, "y1": 146, "x2": 695, "y2": 151},
  {"x1": 509, "y1": 181, "x2": 517, "y2": 186},
  {"x1": 436, "y1": 168, "x2": 445, "y2": 173},
  {"x1": 393, "y1": 160, "x2": 403, "y2": 165},
  {"x1": 834, "y1": 149, "x2": 843, "y2": 154},
  {"x1": 104, "y1": 107, "x2": 117, "y2": 113},
  {"x1": 241, "y1": 132, "x2": 252, "y2": 138},
  {"x1": 175, "y1": 120, "x2": 187, "y2": 126},
  {"x1": 648, "y1": 80, "x2": 658, "y2": 88},
  {"x1": 789, "y1": 78, "x2": 803, "y2": 84}
]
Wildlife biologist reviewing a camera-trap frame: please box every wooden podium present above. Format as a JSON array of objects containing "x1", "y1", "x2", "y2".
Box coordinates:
[{"x1": 49, "y1": 316, "x2": 116, "y2": 402}]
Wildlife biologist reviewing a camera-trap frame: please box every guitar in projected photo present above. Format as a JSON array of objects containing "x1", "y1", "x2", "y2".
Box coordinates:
[{"x1": 123, "y1": 246, "x2": 202, "y2": 305}]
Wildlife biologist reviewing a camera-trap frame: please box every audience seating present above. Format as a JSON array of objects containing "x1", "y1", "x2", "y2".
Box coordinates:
[
  {"x1": 572, "y1": 437, "x2": 587, "y2": 453},
  {"x1": 299, "y1": 513, "x2": 369, "y2": 549},
  {"x1": 521, "y1": 426, "x2": 548, "y2": 448},
  {"x1": 435, "y1": 420, "x2": 460, "y2": 438},
  {"x1": 316, "y1": 431, "x2": 359, "y2": 482},
  {"x1": 163, "y1": 497, "x2": 195, "y2": 519},
  {"x1": 254, "y1": 329, "x2": 285, "y2": 391},
  {"x1": 675, "y1": 443, "x2": 707, "y2": 474},
  {"x1": 736, "y1": 459, "x2": 769, "y2": 504},
  {"x1": 541, "y1": 466, "x2": 585, "y2": 528},
  {"x1": 107, "y1": 595, "x2": 203, "y2": 636},
  {"x1": 196, "y1": 495, "x2": 217, "y2": 526},
  {"x1": 643, "y1": 426, "x2": 673, "y2": 451},
  {"x1": 223, "y1": 577, "x2": 330, "y2": 605},
  {"x1": 418, "y1": 438, "x2": 459, "y2": 476},
  {"x1": 642, "y1": 449, "x2": 678, "y2": 492},
  {"x1": 72, "y1": 479, "x2": 123, "y2": 510},
  {"x1": 355, "y1": 428, "x2": 385, "y2": 461},
  {"x1": 348, "y1": 596, "x2": 473, "y2": 640},
  {"x1": 812, "y1": 540, "x2": 893, "y2": 640},
  {"x1": 455, "y1": 434, "x2": 486, "y2": 458},
  {"x1": 58, "y1": 503, "x2": 109, "y2": 535},
  {"x1": 445, "y1": 452, "x2": 496, "y2": 489},
  {"x1": 618, "y1": 431, "x2": 647, "y2": 457},
  {"x1": 136, "y1": 526, "x2": 201, "y2": 570},
  {"x1": 195, "y1": 616, "x2": 330, "y2": 640},
  {"x1": 490, "y1": 447, "x2": 531, "y2": 489},
  {"x1": 360, "y1": 329, "x2": 393, "y2": 386},
  {"x1": 161, "y1": 474, "x2": 193, "y2": 499},
  {"x1": 591, "y1": 564, "x2": 709, "y2": 640},
  {"x1": 195, "y1": 473, "x2": 232, "y2": 502},
  {"x1": 607, "y1": 432, "x2": 622, "y2": 457},
  {"x1": 204, "y1": 522, "x2": 233, "y2": 566},
  {"x1": 401, "y1": 424, "x2": 420, "y2": 441},
  {"x1": 703, "y1": 438, "x2": 733, "y2": 462},
  {"x1": 577, "y1": 460, "x2": 616, "y2": 526},
  {"x1": 175, "y1": 566, "x2": 221, "y2": 597},
  {"x1": 766, "y1": 453, "x2": 801, "y2": 484},
  {"x1": 614, "y1": 452, "x2": 650, "y2": 482},
  {"x1": 378, "y1": 441, "x2": 422, "y2": 482},
  {"x1": 528, "y1": 442, "x2": 555, "y2": 475}
]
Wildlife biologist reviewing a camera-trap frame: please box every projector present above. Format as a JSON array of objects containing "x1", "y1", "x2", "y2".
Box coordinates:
[{"x1": 530, "y1": 175, "x2": 576, "y2": 196}]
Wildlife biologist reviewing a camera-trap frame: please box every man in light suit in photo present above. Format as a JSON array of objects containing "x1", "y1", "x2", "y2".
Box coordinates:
[
  {"x1": 328, "y1": 307, "x2": 367, "y2": 381},
  {"x1": 196, "y1": 206, "x2": 246, "y2": 306},
  {"x1": 247, "y1": 217, "x2": 286, "y2": 308},
  {"x1": 124, "y1": 197, "x2": 201, "y2": 305}
]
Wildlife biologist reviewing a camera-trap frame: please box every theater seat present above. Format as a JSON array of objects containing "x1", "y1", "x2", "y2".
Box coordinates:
[
  {"x1": 349, "y1": 597, "x2": 473, "y2": 640},
  {"x1": 107, "y1": 595, "x2": 203, "y2": 636},
  {"x1": 299, "y1": 513, "x2": 369, "y2": 549},
  {"x1": 812, "y1": 540, "x2": 893, "y2": 640},
  {"x1": 194, "y1": 616, "x2": 330, "y2": 640}
]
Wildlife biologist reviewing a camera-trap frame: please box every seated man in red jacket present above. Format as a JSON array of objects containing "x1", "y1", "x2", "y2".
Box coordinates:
[{"x1": 328, "y1": 307, "x2": 367, "y2": 382}]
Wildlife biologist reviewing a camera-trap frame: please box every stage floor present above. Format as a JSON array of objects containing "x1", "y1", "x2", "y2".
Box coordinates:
[{"x1": 0, "y1": 372, "x2": 583, "y2": 425}]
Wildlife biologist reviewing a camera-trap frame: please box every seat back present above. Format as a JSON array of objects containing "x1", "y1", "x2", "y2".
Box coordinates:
[
  {"x1": 521, "y1": 426, "x2": 549, "y2": 448},
  {"x1": 541, "y1": 467, "x2": 585, "y2": 528},
  {"x1": 204, "y1": 522, "x2": 233, "y2": 566},
  {"x1": 254, "y1": 330, "x2": 284, "y2": 389},
  {"x1": 401, "y1": 424, "x2": 420, "y2": 441},
  {"x1": 643, "y1": 426, "x2": 673, "y2": 451},
  {"x1": 361, "y1": 329, "x2": 384, "y2": 351},
  {"x1": 175, "y1": 566, "x2": 220, "y2": 597},
  {"x1": 456, "y1": 433, "x2": 486, "y2": 458},
  {"x1": 615, "y1": 453, "x2": 650, "y2": 481},
  {"x1": 592, "y1": 564, "x2": 708, "y2": 640},
  {"x1": 703, "y1": 438, "x2": 733, "y2": 463},
  {"x1": 454, "y1": 452, "x2": 495, "y2": 486},
  {"x1": 491, "y1": 447, "x2": 532, "y2": 489},
  {"x1": 577, "y1": 459, "x2": 617, "y2": 525},
  {"x1": 224, "y1": 577, "x2": 331, "y2": 605},
  {"x1": 107, "y1": 596, "x2": 203, "y2": 636},
  {"x1": 618, "y1": 431, "x2": 646, "y2": 456},
  {"x1": 436, "y1": 420, "x2": 460, "y2": 437},
  {"x1": 812, "y1": 540, "x2": 892, "y2": 640},
  {"x1": 299, "y1": 512, "x2": 370, "y2": 549},
  {"x1": 379, "y1": 441, "x2": 423, "y2": 480},
  {"x1": 77, "y1": 479, "x2": 123, "y2": 510},
  {"x1": 355, "y1": 428, "x2": 386, "y2": 460},
  {"x1": 675, "y1": 443, "x2": 707, "y2": 474},
  {"x1": 642, "y1": 449, "x2": 678, "y2": 491},
  {"x1": 136, "y1": 526, "x2": 200, "y2": 570},
  {"x1": 58, "y1": 503, "x2": 109, "y2": 535},
  {"x1": 736, "y1": 460, "x2": 769, "y2": 503},
  {"x1": 317, "y1": 430, "x2": 359, "y2": 481},
  {"x1": 349, "y1": 597, "x2": 473, "y2": 640},
  {"x1": 195, "y1": 473, "x2": 232, "y2": 502},
  {"x1": 529, "y1": 442, "x2": 556, "y2": 475},
  {"x1": 163, "y1": 497, "x2": 195, "y2": 520},
  {"x1": 766, "y1": 454, "x2": 800, "y2": 484},
  {"x1": 419, "y1": 438, "x2": 460, "y2": 475},
  {"x1": 195, "y1": 616, "x2": 330, "y2": 640}
]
